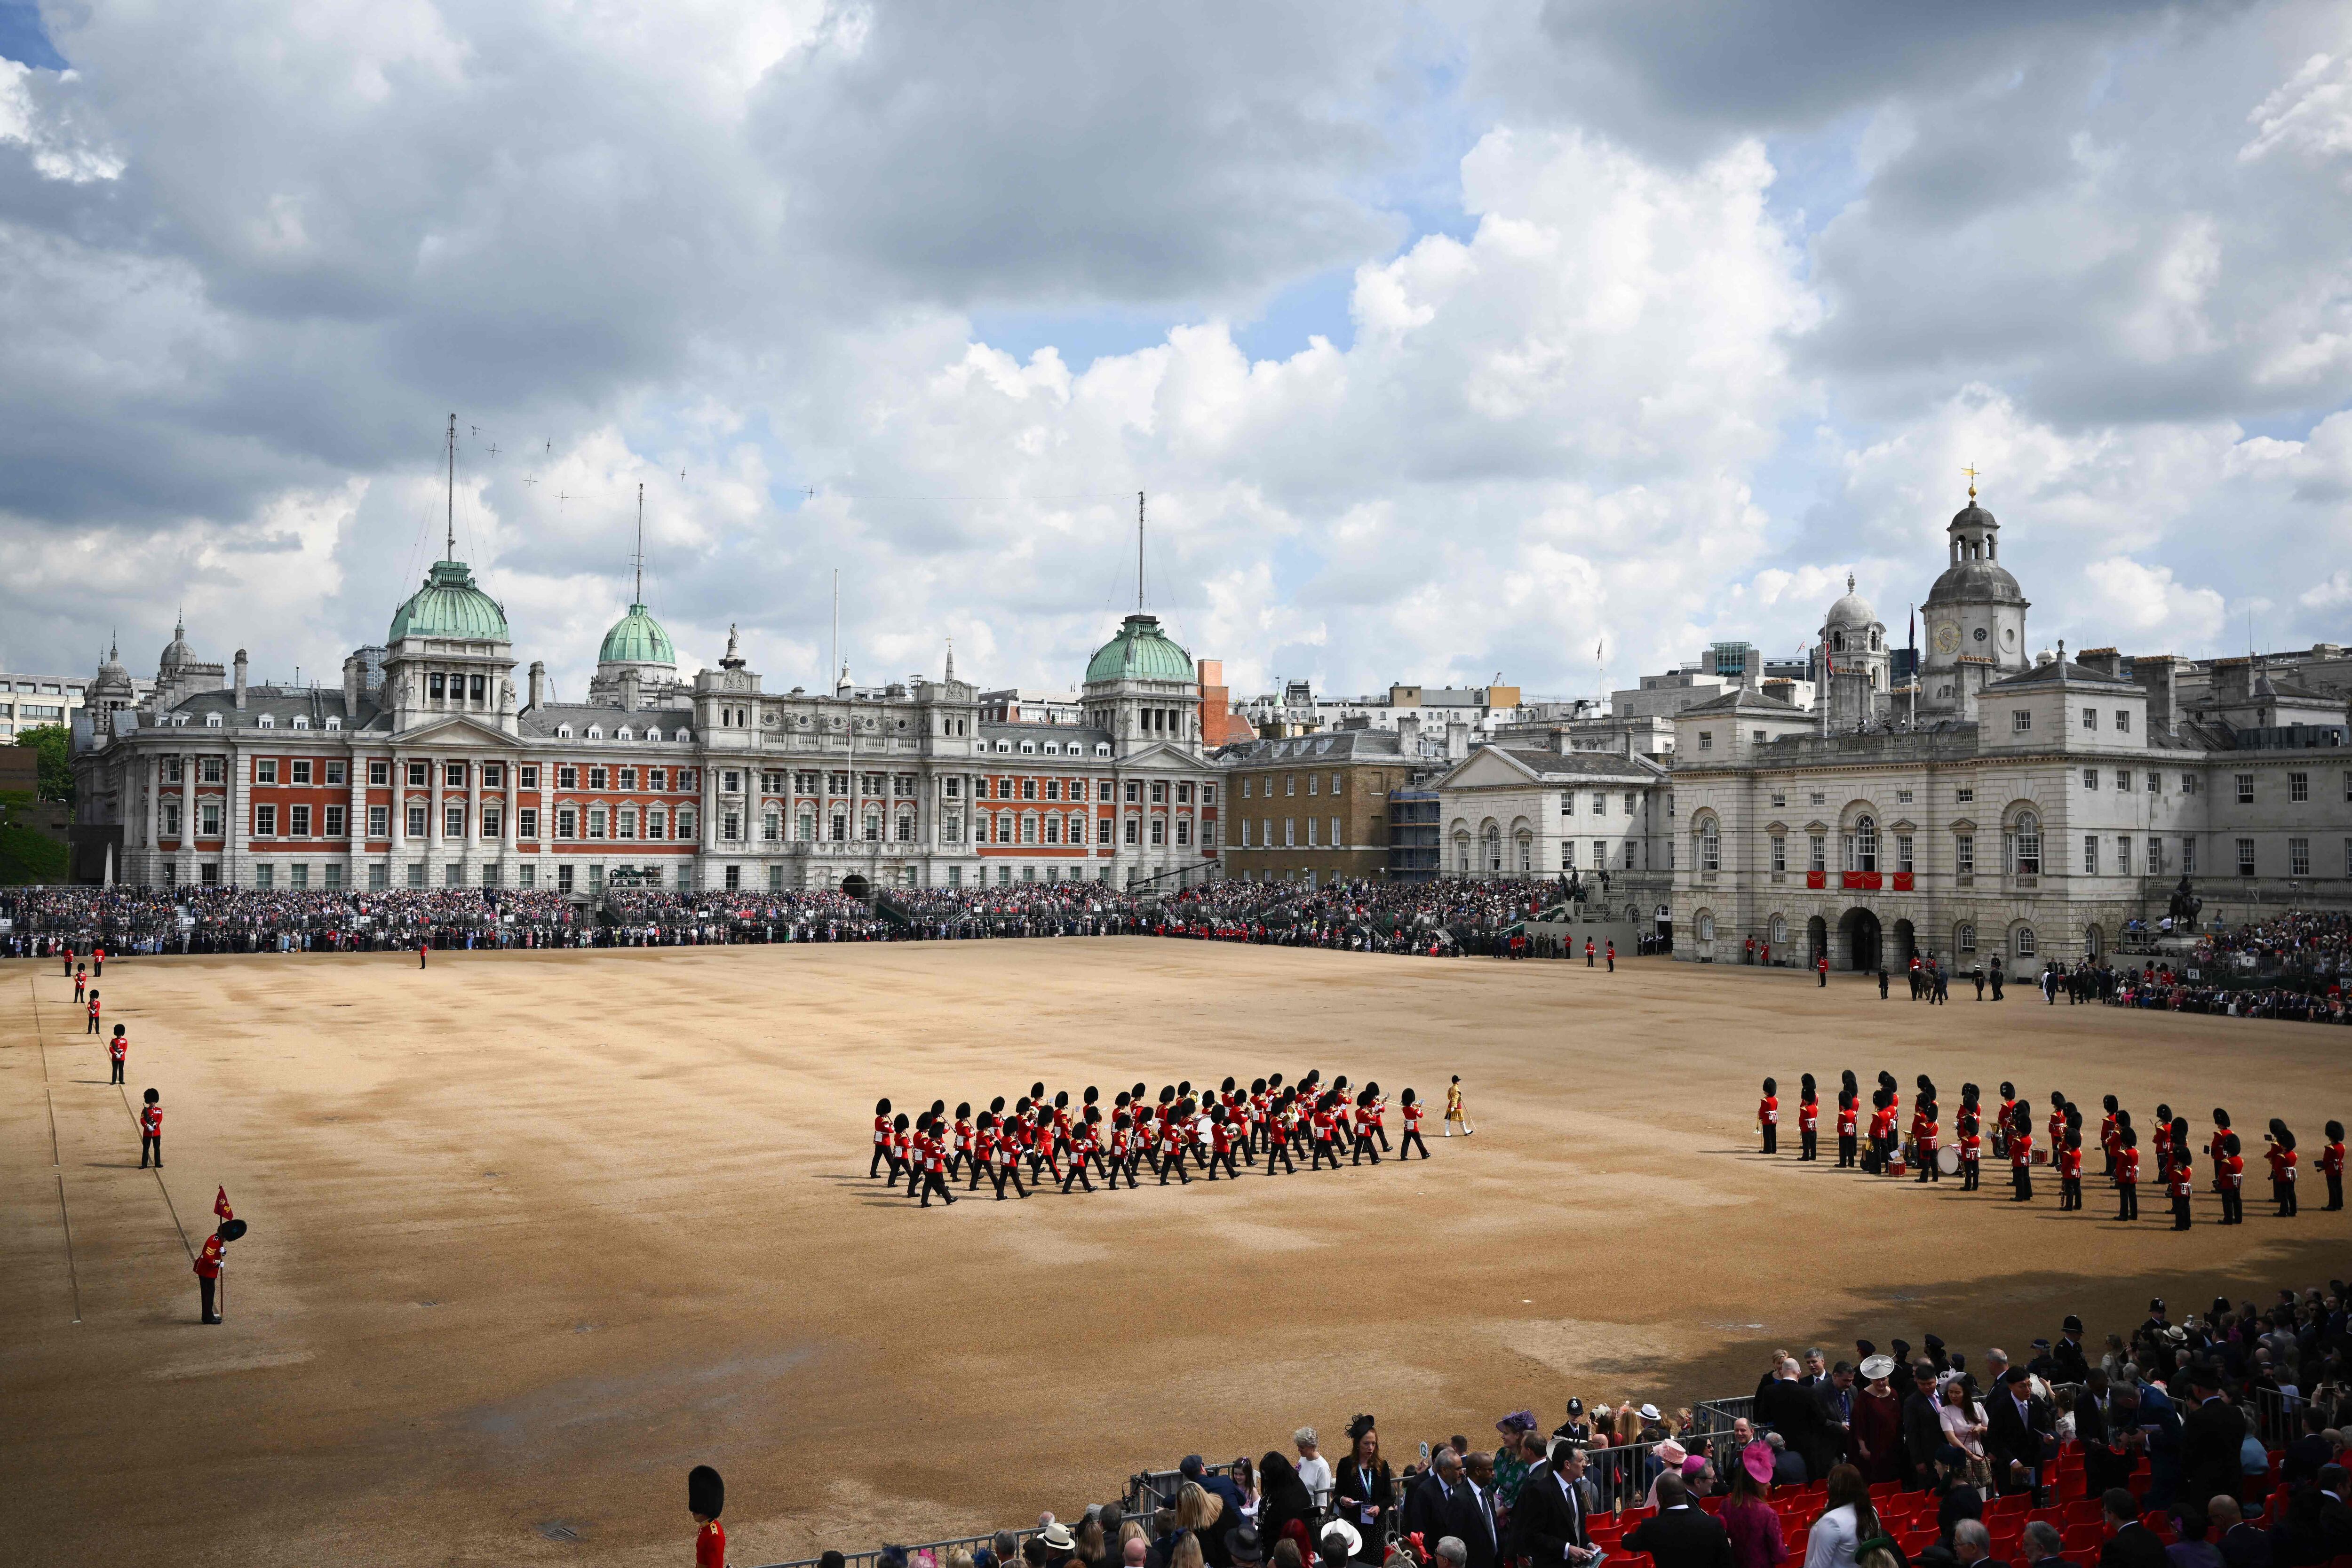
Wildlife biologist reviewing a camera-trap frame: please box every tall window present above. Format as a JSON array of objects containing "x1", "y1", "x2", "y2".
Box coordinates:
[
  {"x1": 2011, "y1": 812, "x2": 2041, "y2": 875},
  {"x1": 2083, "y1": 835, "x2": 2098, "y2": 874},
  {"x1": 1808, "y1": 834, "x2": 1827, "y2": 873},
  {"x1": 2289, "y1": 837, "x2": 2310, "y2": 876},
  {"x1": 1699, "y1": 819, "x2": 1720, "y2": 873},
  {"x1": 2236, "y1": 837, "x2": 2256, "y2": 876},
  {"x1": 1769, "y1": 834, "x2": 1785, "y2": 873},
  {"x1": 1955, "y1": 834, "x2": 1974, "y2": 875},
  {"x1": 1847, "y1": 814, "x2": 1877, "y2": 873}
]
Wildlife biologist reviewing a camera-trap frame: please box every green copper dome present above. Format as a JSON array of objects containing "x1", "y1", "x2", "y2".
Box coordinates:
[
  {"x1": 598, "y1": 603, "x2": 676, "y2": 667},
  {"x1": 1084, "y1": 612, "x2": 1194, "y2": 684},
  {"x1": 389, "y1": 559, "x2": 510, "y2": 643}
]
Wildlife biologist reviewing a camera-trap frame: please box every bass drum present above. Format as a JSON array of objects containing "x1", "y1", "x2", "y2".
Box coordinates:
[{"x1": 1936, "y1": 1145, "x2": 1961, "y2": 1176}]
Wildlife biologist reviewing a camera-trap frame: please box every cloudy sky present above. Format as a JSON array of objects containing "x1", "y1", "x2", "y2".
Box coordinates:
[{"x1": 3, "y1": 0, "x2": 2349, "y2": 705}]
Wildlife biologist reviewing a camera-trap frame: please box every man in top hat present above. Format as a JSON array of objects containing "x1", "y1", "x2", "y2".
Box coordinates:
[
  {"x1": 2052, "y1": 1317, "x2": 2090, "y2": 1387},
  {"x1": 690, "y1": 1465, "x2": 726, "y2": 1568}
]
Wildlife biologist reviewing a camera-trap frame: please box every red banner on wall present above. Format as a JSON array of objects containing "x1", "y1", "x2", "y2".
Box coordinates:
[
  {"x1": 1805, "y1": 870, "x2": 1826, "y2": 889},
  {"x1": 1892, "y1": 872, "x2": 1914, "y2": 892}
]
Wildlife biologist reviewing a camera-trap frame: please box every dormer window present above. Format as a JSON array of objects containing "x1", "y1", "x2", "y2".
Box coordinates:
[
  {"x1": 292, "y1": 715, "x2": 310, "y2": 730},
  {"x1": 616, "y1": 726, "x2": 634, "y2": 741},
  {"x1": 1096, "y1": 742, "x2": 1110, "y2": 756},
  {"x1": 207, "y1": 713, "x2": 222, "y2": 728},
  {"x1": 325, "y1": 716, "x2": 341, "y2": 731},
  {"x1": 258, "y1": 713, "x2": 275, "y2": 729},
  {"x1": 557, "y1": 724, "x2": 574, "y2": 739},
  {"x1": 587, "y1": 724, "x2": 604, "y2": 739},
  {"x1": 644, "y1": 727, "x2": 661, "y2": 742}
]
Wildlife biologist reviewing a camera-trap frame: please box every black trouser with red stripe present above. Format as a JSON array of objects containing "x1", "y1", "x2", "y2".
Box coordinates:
[
  {"x1": 2328, "y1": 1171, "x2": 2343, "y2": 1210},
  {"x1": 1205, "y1": 1148, "x2": 1239, "y2": 1180},
  {"x1": 142, "y1": 1133, "x2": 160, "y2": 1168},
  {"x1": 991, "y1": 1162, "x2": 1027, "y2": 1198},
  {"x1": 1160, "y1": 1146, "x2": 1191, "y2": 1185},
  {"x1": 1352, "y1": 1132, "x2": 1380, "y2": 1166},
  {"x1": 1401, "y1": 1128, "x2": 1429, "y2": 1160},
  {"x1": 2219, "y1": 1186, "x2": 2242, "y2": 1224},
  {"x1": 111, "y1": 1059, "x2": 124, "y2": 1085},
  {"x1": 1265, "y1": 1141, "x2": 1295, "y2": 1174},
  {"x1": 2116, "y1": 1181, "x2": 2136, "y2": 1219},
  {"x1": 920, "y1": 1169, "x2": 954, "y2": 1206},
  {"x1": 199, "y1": 1275, "x2": 218, "y2": 1323},
  {"x1": 871, "y1": 1144, "x2": 890, "y2": 1178}
]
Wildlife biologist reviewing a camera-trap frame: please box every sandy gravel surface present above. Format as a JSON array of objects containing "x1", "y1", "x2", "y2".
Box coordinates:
[{"x1": 2, "y1": 941, "x2": 2344, "y2": 1568}]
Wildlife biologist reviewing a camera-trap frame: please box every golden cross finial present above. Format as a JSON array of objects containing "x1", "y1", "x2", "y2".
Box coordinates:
[{"x1": 1962, "y1": 463, "x2": 1980, "y2": 500}]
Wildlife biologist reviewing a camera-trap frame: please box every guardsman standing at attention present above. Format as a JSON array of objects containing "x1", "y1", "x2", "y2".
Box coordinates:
[
  {"x1": 2115, "y1": 1125, "x2": 2140, "y2": 1220},
  {"x1": 93, "y1": 944, "x2": 104, "y2": 978},
  {"x1": 1605, "y1": 939, "x2": 1615, "y2": 971},
  {"x1": 2008, "y1": 1105, "x2": 2034, "y2": 1202},
  {"x1": 2217, "y1": 1133, "x2": 2245, "y2": 1225},
  {"x1": 74, "y1": 963, "x2": 87, "y2": 1004},
  {"x1": 1816, "y1": 951, "x2": 1828, "y2": 987},
  {"x1": 139, "y1": 1087, "x2": 164, "y2": 1168},
  {"x1": 1757, "y1": 1077, "x2": 1780, "y2": 1154},
  {"x1": 1797, "y1": 1074, "x2": 1820, "y2": 1162},
  {"x1": 86, "y1": 987, "x2": 101, "y2": 1035},
  {"x1": 1836, "y1": 1087, "x2": 1858, "y2": 1168},
  {"x1": 689, "y1": 1465, "x2": 727, "y2": 1568},
  {"x1": 194, "y1": 1227, "x2": 225, "y2": 1324},
  {"x1": 2321, "y1": 1121, "x2": 2345, "y2": 1211},
  {"x1": 2169, "y1": 1141, "x2": 2195, "y2": 1232},
  {"x1": 108, "y1": 1023, "x2": 128, "y2": 1085},
  {"x1": 2264, "y1": 1120, "x2": 2298, "y2": 1217}
]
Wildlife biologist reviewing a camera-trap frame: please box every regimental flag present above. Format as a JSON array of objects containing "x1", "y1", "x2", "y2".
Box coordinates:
[{"x1": 214, "y1": 1185, "x2": 233, "y2": 1222}]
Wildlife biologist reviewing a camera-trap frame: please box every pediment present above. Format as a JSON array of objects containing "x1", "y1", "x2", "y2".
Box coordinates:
[{"x1": 397, "y1": 713, "x2": 513, "y2": 747}]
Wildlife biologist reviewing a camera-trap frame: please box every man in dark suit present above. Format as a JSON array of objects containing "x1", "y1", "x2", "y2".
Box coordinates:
[
  {"x1": 2052, "y1": 1316, "x2": 2092, "y2": 1388},
  {"x1": 1906, "y1": 1363, "x2": 1954, "y2": 1488},
  {"x1": 1508, "y1": 1445, "x2": 1597, "y2": 1567},
  {"x1": 2099, "y1": 1488, "x2": 2169, "y2": 1568},
  {"x1": 2281, "y1": 1409, "x2": 2332, "y2": 1487},
  {"x1": 1444, "y1": 1451, "x2": 1502, "y2": 1568},
  {"x1": 1404, "y1": 1450, "x2": 1461, "y2": 1550},
  {"x1": 2180, "y1": 1367, "x2": 2248, "y2": 1511},
  {"x1": 1623, "y1": 1474, "x2": 1732, "y2": 1568},
  {"x1": 1987, "y1": 1368, "x2": 2055, "y2": 1500},
  {"x1": 1809, "y1": 1362, "x2": 1857, "y2": 1481},
  {"x1": 2317, "y1": 1465, "x2": 2352, "y2": 1559},
  {"x1": 2208, "y1": 1497, "x2": 2272, "y2": 1568},
  {"x1": 2022, "y1": 1520, "x2": 2070, "y2": 1568}
]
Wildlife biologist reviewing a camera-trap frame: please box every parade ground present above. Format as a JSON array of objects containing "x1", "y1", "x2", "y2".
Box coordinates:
[{"x1": 3, "y1": 941, "x2": 2344, "y2": 1568}]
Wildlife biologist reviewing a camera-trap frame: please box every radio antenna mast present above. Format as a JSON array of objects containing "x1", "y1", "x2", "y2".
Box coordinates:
[
  {"x1": 1137, "y1": 490, "x2": 1146, "y2": 612},
  {"x1": 634, "y1": 483, "x2": 645, "y2": 604}
]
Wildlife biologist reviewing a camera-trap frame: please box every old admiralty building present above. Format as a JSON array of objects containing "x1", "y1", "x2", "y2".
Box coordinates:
[{"x1": 69, "y1": 552, "x2": 1224, "y2": 894}]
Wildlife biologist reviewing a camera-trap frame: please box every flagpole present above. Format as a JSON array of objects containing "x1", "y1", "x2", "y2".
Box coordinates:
[
  {"x1": 1820, "y1": 627, "x2": 1830, "y2": 738},
  {"x1": 1908, "y1": 604, "x2": 1917, "y2": 730}
]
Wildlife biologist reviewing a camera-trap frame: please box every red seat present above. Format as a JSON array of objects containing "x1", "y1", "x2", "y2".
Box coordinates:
[
  {"x1": 1990, "y1": 1496, "x2": 2031, "y2": 1518},
  {"x1": 2064, "y1": 1500, "x2": 2105, "y2": 1526},
  {"x1": 1871, "y1": 1482, "x2": 1903, "y2": 1498},
  {"x1": 2060, "y1": 1524, "x2": 2104, "y2": 1553}
]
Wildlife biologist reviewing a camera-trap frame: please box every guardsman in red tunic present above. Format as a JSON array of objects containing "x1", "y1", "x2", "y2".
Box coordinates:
[
  {"x1": 86, "y1": 988, "x2": 101, "y2": 1035},
  {"x1": 2264, "y1": 1121, "x2": 2298, "y2": 1217},
  {"x1": 2169, "y1": 1151, "x2": 2194, "y2": 1231},
  {"x1": 1958, "y1": 1098, "x2": 1983, "y2": 1191},
  {"x1": 2209, "y1": 1109, "x2": 2233, "y2": 1194},
  {"x1": 194, "y1": 1229, "x2": 225, "y2": 1324},
  {"x1": 1104, "y1": 1111, "x2": 1135, "y2": 1190},
  {"x1": 2008, "y1": 1107, "x2": 2034, "y2": 1202},
  {"x1": 2057, "y1": 1127, "x2": 2083, "y2": 1210},
  {"x1": 870, "y1": 1098, "x2": 895, "y2": 1180},
  {"x1": 1797, "y1": 1074, "x2": 1820, "y2": 1162},
  {"x1": 1584, "y1": 937, "x2": 1596, "y2": 967},
  {"x1": 108, "y1": 1023, "x2": 128, "y2": 1085},
  {"x1": 1836, "y1": 1089, "x2": 1859, "y2": 1168},
  {"x1": 917, "y1": 1115, "x2": 955, "y2": 1208},
  {"x1": 949, "y1": 1103, "x2": 975, "y2": 1181},
  {"x1": 2153, "y1": 1105, "x2": 2175, "y2": 1173},
  {"x1": 93, "y1": 944, "x2": 104, "y2": 977},
  {"x1": 1399, "y1": 1088, "x2": 1429, "y2": 1160},
  {"x1": 1605, "y1": 940, "x2": 1615, "y2": 971},
  {"x1": 689, "y1": 1465, "x2": 726, "y2": 1568},
  {"x1": 62, "y1": 943, "x2": 75, "y2": 978},
  {"x1": 2099, "y1": 1096, "x2": 2121, "y2": 1178},
  {"x1": 2047, "y1": 1092, "x2": 2066, "y2": 1163},
  {"x1": 2321, "y1": 1119, "x2": 2346, "y2": 1211},
  {"x1": 139, "y1": 1087, "x2": 163, "y2": 1168},
  {"x1": 1757, "y1": 1077, "x2": 1780, "y2": 1155},
  {"x1": 1350, "y1": 1089, "x2": 1382, "y2": 1167},
  {"x1": 1915, "y1": 1098, "x2": 1942, "y2": 1184},
  {"x1": 73, "y1": 964, "x2": 86, "y2": 1003},
  {"x1": 2217, "y1": 1132, "x2": 2245, "y2": 1225},
  {"x1": 1816, "y1": 952, "x2": 1828, "y2": 987},
  {"x1": 1995, "y1": 1082, "x2": 2018, "y2": 1160},
  {"x1": 2114, "y1": 1126, "x2": 2141, "y2": 1220}
]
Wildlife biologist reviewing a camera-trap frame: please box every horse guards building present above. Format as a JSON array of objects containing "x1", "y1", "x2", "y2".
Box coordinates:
[{"x1": 67, "y1": 485, "x2": 2352, "y2": 967}]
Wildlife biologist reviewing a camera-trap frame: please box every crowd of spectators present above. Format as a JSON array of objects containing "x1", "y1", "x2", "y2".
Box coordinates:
[
  {"x1": 772, "y1": 1278, "x2": 2352, "y2": 1568},
  {"x1": 2090, "y1": 913, "x2": 2352, "y2": 1024},
  {"x1": 0, "y1": 878, "x2": 1579, "y2": 959}
]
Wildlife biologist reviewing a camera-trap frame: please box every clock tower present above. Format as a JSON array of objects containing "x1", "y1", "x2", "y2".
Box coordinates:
[{"x1": 1918, "y1": 480, "x2": 2029, "y2": 721}]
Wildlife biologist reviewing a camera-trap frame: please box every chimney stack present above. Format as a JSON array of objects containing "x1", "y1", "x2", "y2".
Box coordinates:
[
  {"x1": 1446, "y1": 718, "x2": 1470, "y2": 761},
  {"x1": 2138, "y1": 654, "x2": 2180, "y2": 734},
  {"x1": 342, "y1": 654, "x2": 361, "y2": 714},
  {"x1": 233, "y1": 649, "x2": 248, "y2": 710},
  {"x1": 620, "y1": 667, "x2": 641, "y2": 712},
  {"x1": 2077, "y1": 646, "x2": 2123, "y2": 680},
  {"x1": 1398, "y1": 713, "x2": 1421, "y2": 755},
  {"x1": 528, "y1": 660, "x2": 547, "y2": 710}
]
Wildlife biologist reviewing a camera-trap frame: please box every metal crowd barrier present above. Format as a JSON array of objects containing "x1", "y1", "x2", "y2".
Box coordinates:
[{"x1": 751, "y1": 1527, "x2": 1037, "y2": 1568}]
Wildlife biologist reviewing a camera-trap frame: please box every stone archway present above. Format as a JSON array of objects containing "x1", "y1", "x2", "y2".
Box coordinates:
[
  {"x1": 1806, "y1": 915, "x2": 1828, "y2": 967},
  {"x1": 841, "y1": 872, "x2": 871, "y2": 899},
  {"x1": 1840, "y1": 906, "x2": 1882, "y2": 972},
  {"x1": 1891, "y1": 918, "x2": 1917, "y2": 968}
]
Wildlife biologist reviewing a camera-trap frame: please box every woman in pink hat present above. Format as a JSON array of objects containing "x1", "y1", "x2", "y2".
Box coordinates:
[{"x1": 1722, "y1": 1446, "x2": 1787, "y2": 1568}]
